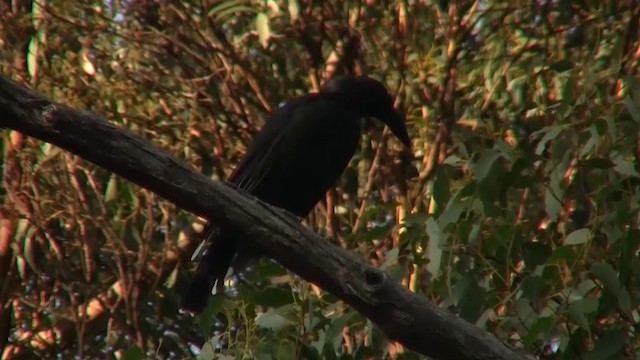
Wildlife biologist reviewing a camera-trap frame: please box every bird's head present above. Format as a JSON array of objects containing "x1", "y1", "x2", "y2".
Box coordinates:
[{"x1": 321, "y1": 75, "x2": 411, "y2": 149}]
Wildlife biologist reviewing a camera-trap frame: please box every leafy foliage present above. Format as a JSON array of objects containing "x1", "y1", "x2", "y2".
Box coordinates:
[{"x1": 2, "y1": 0, "x2": 640, "y2": 359}]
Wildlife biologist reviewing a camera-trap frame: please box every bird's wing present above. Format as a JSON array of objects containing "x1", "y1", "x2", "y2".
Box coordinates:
[
  {"x1": 227, "y1": 94, "x2": 320, "y2": 192},
  {"x1": 190, "y1": 95, "x2": 319, "y2": 256}
]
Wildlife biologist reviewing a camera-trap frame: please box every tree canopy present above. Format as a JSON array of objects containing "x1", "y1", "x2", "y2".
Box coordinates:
[{"x1": 1, "y1": 0, "x2": 640, "y2": 359}]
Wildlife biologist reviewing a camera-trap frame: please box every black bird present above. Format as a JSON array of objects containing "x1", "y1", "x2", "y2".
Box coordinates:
[{"x1": 181, "y1": 75, "x2": 411, "y2": 313}]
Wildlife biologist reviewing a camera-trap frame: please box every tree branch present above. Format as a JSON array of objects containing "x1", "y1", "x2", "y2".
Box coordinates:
[{"x1": 0, "y1": 74, "x2": 529, "y2": 360}]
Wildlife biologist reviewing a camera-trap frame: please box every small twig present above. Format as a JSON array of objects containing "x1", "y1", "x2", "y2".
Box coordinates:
[{"x1": 353, "y1": 136, "x2": 385, "y2": 232}]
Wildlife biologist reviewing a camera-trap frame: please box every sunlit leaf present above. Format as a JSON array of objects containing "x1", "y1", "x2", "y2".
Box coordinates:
[
  {"x1": 288, "y1": 0, "x2": 299, "y2": 20},
  {"x1": 80, "y1": 49, "x2": 96, "y2": 76},
  {"x1": 164, "y1": 265, "x2": 179, "y2": 288},
  {"x1": 564, "y1": 228, "x2": 591, "y2": 245},
  {"x1": 425, "y1": 218, "x2": 444, "y2": 278},
  {"x1": 208, "y1": 0, "x2": 256, "y2": 21},
  {"x1": 27, "y1": 37, "x2": 39, "y2": 78},
  {"x1": 612, "y1": 155, "x2": 640, "y2": 178},
  {"x1": 255, "y1": 308, "x2": 292, "y2": 331},
  {"x1": 104, "y1": 175, "x2": 118, "y2": 202},
  {"x1": 256, "y1": 13, "x2": 270, "y2": 47}
]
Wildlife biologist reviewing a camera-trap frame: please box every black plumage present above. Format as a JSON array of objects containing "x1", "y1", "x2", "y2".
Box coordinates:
[{"x1": 181, "y1": 76, "x2": 411, "y2": 313}]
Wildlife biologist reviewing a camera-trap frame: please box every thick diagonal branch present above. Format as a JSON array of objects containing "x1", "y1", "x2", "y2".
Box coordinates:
[{"x1": 0, "y1": 74, "x2": 528, "y2": 360}]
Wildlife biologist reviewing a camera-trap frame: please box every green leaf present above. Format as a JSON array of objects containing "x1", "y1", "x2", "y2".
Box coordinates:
[
  {"x1": 457, "y1": 277, "x2": 486, "y2": 322},
  {"x1": 590, "y1": 262, "x2": 620, "y2": 295},
  {"x1": 617, "y1": 288, "x2": 632, "y2": 311},
  {"x1": 623, "y1": 96, "x2": 640, "y2": 123},
  {"x1": 382, "y1": 247, "x2": 399, "y2": 268},
  {"x1": 300, "y1": 344, "x2": 320, "y2": 360},
  {"x1": 579, "y1": 126, "x2": 598, "y2": 158},
  {"x1": 255, "y1": 308, "x2": 292, "y2": 331},
  {"x1": 585, "y1": 328, "x2": 626, "y2": 360},
  {"x1": 515, "y1": 298, "x2": 534, "y2": 322},
  {"x1": 22, "y1": 227, "x2": 40, "y2": 273},
  {"x1": 425, "y1": 218, "x2": 444, "y2": 278},
  {"x1": 353, "y1": 346, "x2": 379, "y2": 360},
  {"x1": 325, "y1": 313, "x2": 357, "y2": 350},
  {"x1": 438, "y1": 201, "x2": 465, "y2": 229},
  {"x1": 121, "y1": 346, "x2": 145, "y2": 360},
  {"x1": 521, "y1": 275, "x2": 547, "y2": 301},
  {"x1": 359, "y1": 223, "x2": 391, "y2": 241},
  {"x1": 208, "y1": 1, "x2": 256, "y2": 21},
  {"x1": 104, "y1": 175, "x2": 118, "y2": 203},
  {"x1": 522, "y1": 241, "x2": 552, "y2": 269},
  {"x1": 197, "y1": 296, "x2": 226, "y2": 334},
  {"x1": 288, "y1": 0, "x2": 299, "y2": 20},
  {"x1": 508, "y1": 76, "x2": 527, "y2": 106},
  {"x1": 533, "y1": 126, "x2": 563, "y2": 155},
  {"x1": 612, "y1": 155, "x2": 640, "y2": 178},
  {"x1": 443, "y1": 155, "x2": 463, "y2": 166},
  {"x1": 432, "y1": 166, "x2": 451, "y2": 214},
  {"x1": 545, "y1": 187, "x2": 562, "y2": 223},
  {"x1": 251, "y1": 286, "x2": 293, "y2": 307},
  {"x1": 27, "y1": 37, "x2": 39, "y2": 78},
  {"x1": 469, "y1": 149, "x2": 502, "y2": 181},
  {"x1": 568, "y1": 298, "x2": 598, "y2": 332},
  {"x1": 402, "y1": 212, "x2": 429, "y2": 226},
  {"x1": 564, "y1": 228, "x2": 592, "y2": 245},
  {"x1": 582, "y1": 157, "x2": 614, "y2": 169},
  {"x1": 40, "y1": 142, "x2": 61, "y2": 159},
  {"x1": 549, "y1": 59, "x2": 574, "y2": 72},
  {"x1": 547, "y1": 246, "x2": 576, "y2": 264},
  {"x1": 620, "y1": 230, "x2": 640, "y2": 283},
  {"x1": 256, "y1": 13, "x2": 270, "y2": 47},
  {"x1": 523, "y1": 316, "x2": 554, "y2": 348},
  {"x1": 164, "y1": 264, "x2": 178, "y2": 288},
  {"x1": 273, "y1": 341, "x2": 297, "y2": 360},
  {"x1": 197, "y1": 340, "x2": 215, "y2": 360}
]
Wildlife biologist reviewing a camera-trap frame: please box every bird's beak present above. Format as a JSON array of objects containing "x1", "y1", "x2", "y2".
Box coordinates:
[{"x1": 383, "y1": 109, "x2": 411, "y2": 149}]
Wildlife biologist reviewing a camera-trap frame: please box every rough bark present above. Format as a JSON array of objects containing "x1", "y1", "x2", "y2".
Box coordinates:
[{"x1": 0, "y1": 74, "x2": 530, "y2": 360}]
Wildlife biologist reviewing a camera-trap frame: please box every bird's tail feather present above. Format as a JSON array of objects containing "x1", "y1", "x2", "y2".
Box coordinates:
[{"x1": 181, "y1": 225, "x2": 237, "y2": 314}]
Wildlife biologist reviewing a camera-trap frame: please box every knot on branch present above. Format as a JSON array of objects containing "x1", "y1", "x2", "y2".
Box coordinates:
[
  {"x1": 363, "y1": 267, "x2": 385, "y2": 292},
  {"x1": 41, "y1": 104, "x2": 62, "y2": 128}
]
